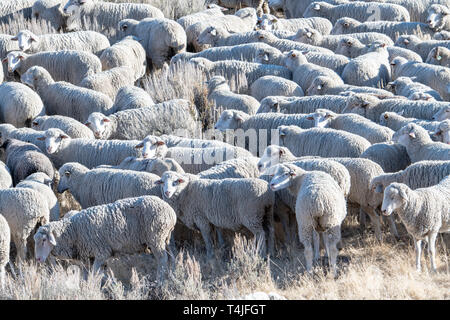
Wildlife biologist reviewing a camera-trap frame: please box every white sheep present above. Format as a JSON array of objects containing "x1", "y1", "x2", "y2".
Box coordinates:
[
  {"x1": 387, "y1": 77, "x2": 442, "y2": 101},
  {"x1": 394, "y1": 35, "x2": 450, "y2": 61},
  {"x1": 257, "y1": 95, "x2": 349, "y2": 114},
  {"x1": 433, "y1": 106, "x2": 450, "y2": 121},
  {"x1": 379, "y1": 112, "x2": 443, "y2": 134},
  {"x1": 0, "y1": 161, "x2": 12, "y2": 190},
  {"x1": 111, "y1": 86, "x2": 154, "y2": 112},
  {"x1": 31, "y1": 115, "x2": 95, "y2": 139},
  {"x1": 381, "y1": 177, "x2": 450, "y2": 272},
  {"x1": 250, "y1": 76, "x2": 304, "y2": 102},
  {"x1": 426, "y1": 4, "x2": 450, "y2": 32},
  {"x1": 0, "y1": 214, "x2": 10, "y2": 289},
  {"x1": 433, "y1": 120, "x2": 450, "y2": 144},
  {"x1": 360, "y1": 142, "x2": 411, "y2": 173},
  {"x1": 257, "y1": 14, "x2": 332, "y2": 35},
  {"x1": 426, "y1": 46, "x2": 450, "y2": 68},
  {"x1": 98, "y1": 156, "x2": 185, "y2": 177}
]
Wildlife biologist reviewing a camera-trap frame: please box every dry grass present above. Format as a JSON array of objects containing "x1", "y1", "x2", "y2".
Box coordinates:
[
  {"x1": 1, "y1": 214, "x2": 448, "y2": 300},
  {"x1": 0, "y1": 13, "x2": 58, "y2": 36}
]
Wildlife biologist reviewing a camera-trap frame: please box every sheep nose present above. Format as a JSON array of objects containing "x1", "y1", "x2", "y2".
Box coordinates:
[{"x1": 164, "y1": 191, "x2": 170, "y2": 197}]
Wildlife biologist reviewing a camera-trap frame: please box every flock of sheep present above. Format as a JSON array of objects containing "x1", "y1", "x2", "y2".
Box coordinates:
[{"x1": 0, "y1": 0, "x2": 449, "y2": 294}]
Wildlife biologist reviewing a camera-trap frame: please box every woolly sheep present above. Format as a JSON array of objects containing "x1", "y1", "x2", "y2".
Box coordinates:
[
  {"x1": 4, "y1": 50, "x2": 102, "y2": 85},
  {"x1": 0, "y1": 161, "x2": 12, "y2": 190},
  {"x1": 99, "y1": 36, "x2": 146, "y2": 79},
  {"x1": 189, "y1": 58, "x2": 291, "y2": 92},
  {"x1": 381, "y1": 178, "x2": 450, "y2": 272},
  {"x1": 394, "y1": 35, "x2": 450, "y2": 61},
  {"x1": 84, "y1": 99, "x2": 198, "y2": 140},
  {"x1": 158, "y1": 171, "x2": 275, "y2": 257},
  {"x1": 79, "y1": 66, "x2": 137, "y2": 100},
  {"x1": 433, "y1": 120, "x2": 450, "y2": 144},
  {"x1": 392, "y1": 123, "x2": 450, "y2": 162},
  {"x1": 0, "y1": 82, "x2": 45, "y2": 128},
  {"x1": 0, "y1": 124, "x2": 48, "y2": 152},
  {"x1": 208, "y1": 0, "x2": 269, "y2": 16},
  {"x1": 342, "y1": 93, "x2": 449, "y2": 122},
  {"x1": 1, "y1": 138, "x2": 54, "y2": 186},
  {"x1": 118, "y1": 18, "x2": 186, "y2": 70},
  {"x1": 0, "y1": 35, "x2": 19, "y2": 80},
  {"x1": 331, "y1": 17, "x2": 435, "y2": 41},
  {"x1": 269, "y1": 0, "x2": 346, "y2": 19},
  {"x1": 387, "y1": 77, "x2": 442, "y2": 101},
  {"x1": 250, "y1": 76, "x2": 304, "y2": 102},
  {"x1": 0, "y1": 187, "x2": 49, "y2": 261},
  {"x1": 426, "y1": 46, "x2": 450, "y2": 68},
  {"x1": 31, "y1": 115, "x2": 95, "y2": 139},
  {"x1": 307, "y1": 108, "x2": 394, "y2": 144},
  {"x1": 257, "y1": 14, "x2": 332, "y2": 35},
  {"x1": 268, "y1": 163, "x2": 346, "y2": 275},
  {"x1": 283, "y1": 50, "x2": 343, "y2": 92},
  {"x1": 198, "y1": 157, "x2": 260, "y2": 179},
  {"x1": 176, "y1": 5, "x2": 226, "y2": 31},
  {"x1": 207, "y1": 76, "x2": 260, "y2": 115},
  {"x1": 303, "y1": 1, "x2": 410, "y2": 24},
  {"x1": 57, "y1": 162, "x2": 161, "y2": 208},
  {"x1": 360, "y1": 142, "x2": 411, "y2": 173},
  {"x1": 34, "y1": 195, "x2": 176, "y2": 280},
  {"x1": 379, "y1": 112, "x2": 443, "y2": 134},
  {"x1": 149, "y1": 134, "x2": 231, "y2": 149},
  {"x1": 17, "y1": 172, "x2": 59, "y2": 222},
  {"x1": 21, "y1": 66, "x2": 114, "y2": 123},
  {"x1": 433, "y1": 106, "x2": 450, "y2": 121},
  {"x1": 0, "y1": 214, "x2": 9, "y2": 289},
  {"x1": 426, "y1": 4, "x2": 450, "y2": 32},
  {"x1": 278, "y1": 125, "x2": 371, "y2": 158},
  {"x1": 99, "y1": 156, "x2": 185, "y2": 177},
  {"x1": 255, "y1": 31, "x2": 333, "y2": 54},
  {"x1": 434, "y1": 30, "x2": 450, "y2": 40},
  {"x1": 13, "y1": 30, "x2": 110, "y2": 56},
  {"x1": 32, "y1": 0, "x2": 68, "y2": 31},
  {"x1": 63, "y1": 0, "x2": 164, "y2": 31},
  {"x1": 111, "y1": 86, "x2": 154, "y2": 112},
  {"x1": 37, "y1": 128, "x2": 142, "y2": 169},
  {"x1": 257, "y1": 95, "x2": 349, "y2": 114},
  {"x1": 0, "y1": 0, "x2": 35, "y2": 23}
]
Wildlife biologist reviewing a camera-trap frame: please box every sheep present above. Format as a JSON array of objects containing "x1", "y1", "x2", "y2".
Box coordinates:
[
  {"x1": 250, "y1": 76, "x2": 304, "y2": 102},
  {"x1": 208, "y1": 0, "x2": 269, "y2": 16},
  {"x1": 395, "y1": 35, "x2": 450, "y2": 61},
  {"x1": 0, "y1": 35, "x2": 19, "y2": 79},
  {"x1": 134, "y1": 136, "x2": 253, "y2": 174},
  {"x1": 32, "y1": 0, "x2": 68, "y2": 31},
  {"x1": 158, "y1": 171, "x2": 275, "y2": 258},
  {"x1": 171, "y1": 42, "x2": 278, "y2": 65},
  {"x1": 207, "y1": 76, "x2": 260, "y2": 115},
  {"x1": 31, "y1": 115, "x2": 95, "y2": 140},
  {"x1": 433, "y1": 120, "x2": 450, "y2": 144},
  {"x1": 257, "y1": 14, "x2": 333, "y2": 35},
  {"x1": 1, "y1": 138, "x2": 54, "y2": 186},
  {"x1": 257, "y1": 95, "x2": 349, "y2": 114},
  {"x1": 426, "y1": 46, "x2": 450, "y2": 68},
  {"x1": 149, "y1": 134, "x2": 231, "y2": 149},
  {"x1": 386, "y1": 77, "x2": 443, "y2": 101},
  {"x1": 0, "y1": 187, "x2": 49, "y2": 261},
  {"x1": 189, "y1": 58, "x2": 291, "y2": 92},
  {"x1": 79, "y1": 66, "x2": 137, "y2": 100},
  {"x1": 63, "y1": 0, "x2": 164, "y2": 32},
  {"x1": 4, "y1": 50, "x2": 102, "y2": 86},
  {"x1": 0, "y1": 0, "x2": 35, "y2": 23},
  {"x1": 36, "y1": 128, "x2": 142, "y2": 169},
  {"x1": 433, "y1": 106, "x2": 450, "y2": 121},
  {"x1": 392, "y1": 123, "x2": 450, "y2": 162},
  {"x1": 306, "y1": 108, "x2": 394, "y2": 144},
  {"x1": 84, "y1": 99, "x2": 198, "y2": 140},
  {"x1": 21, "y1": 66, "x2": 114, "y2": 123},
  {"x1": 214, "y1": 109, "x2": 314, "y2": 155},
  {"x1": 377, "y1": 0, "x2": 450, "y2": 23},
  {"x1": 331, "y1": 17, "x2": 435, "y2": 41},
  {"x1": 303, "y1": 1, "x2": 410, "y2": 24},
  {"x1": 0, "y1": 214, "x2": 9, "y2": 289},
  {"x1": 360, "y1": 143, "x2": 411, "y2": 173},
  {"x1": 34, "y1": 195, "x2": 177, "y2": 280},
  {"x1": 434, "y1": 30, "x2": 450, "y2": 40},
  {"x1": 99, "y1": 36, "x2": 147, "y2": 79},
  {"x1": 341, "y1": 42, "x2": 391, "y2": 88},
  {"x1": 278, "y1": 125, "x2": 371, "y2": 158},
  {"x1": 0, "y1": 124, "x2": 48, "y2": 152},
  {"x1": 118, "y1": 18, "x2": 186, "y2": 70},
  {"x1": 0, "y1": 82, "x2": 45, "y2": 128},
  {"x1": 13, "y1": 30, "x2": 110, "y2": 56},
  {"x1": 282, "y1": 50, "x2": 343, "y2": 92},
  {"x1": 269, "y1": 0, "x2": 347, "y2": 19},
  {"x1": 57, "y1": 162, "x2": 161, "y2": 208},
  {"x1": 268, "y1": 163, "x2": 347, "y2": 275},
  {"x1": 336, "y1": 37, "x2": 423, "y2": 62},
  {"x1": 381, "y1": 178, "x2": 450, "y2": 272},
  {"x1": 0, "y1": 161, "x2": 12, "y2": 190},
  {"x1": 99, "y1": 156, "x2": 185, "y2": 177},
  {"x1": 370, "y1": 160, "x2": 450, "y2": 196},
  {"x1": 342, "y1": 93, "x2": 449, "y2": 122},
  {"x1": 379, "y1": 112, "x2": 443, "y2": 134},
  {"x1": 111, "y1": 86, "x2": 154, "y2": 112},
  {"x1": 198, "y1": 157, "x2": 260, "y2": 179},
  {"x1": 176, "y1": 4, "x2": 226, "y2": 31},
  {"x1": 17, "y1": 172, "x2": 59, "y2": 222},
  {"x1": 426, "y1": 4, "x2": 450, "y2": 32},
  {"x1": 295, "y1": 26, "x2": 394, "y2": 51}
]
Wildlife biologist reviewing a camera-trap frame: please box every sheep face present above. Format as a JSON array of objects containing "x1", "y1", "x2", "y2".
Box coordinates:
[
  {"x1": 433, "y1": 120, "x2": 450, "y2": 144},
  {"x1": 432, "y1": 107, "x2": 450, "y2": 121},
  {"x1": 135, "y1": 136, "x2": 166, "y2": 159},
  {"x1": 381, "y1": 184, "x2": 408, "y2": 216},
  {"x1": 157, "y1": 171, "x2": 187, "y2": 199},
  {"x1": 32, "y1": 1, "x2": 66, "y2": 31},
  {"x1": 255, "y1": 47, "x2": 281, "y2": 65},
  {"x1": 206, "y1": 76, "x2": 229, "y2": 93},
  {"x1": 257, "y1": 14, "x2": 277, "y2": 31},
  {"x1": 214, "y1": 110, "x2": 247, "y2": 131},
  {"x1": 197, "y1": 26, "x2": 219, "y2": 46},
  {"x1": 306, "y1": 76, "x2": 329, "y2": 96},
  {"x1": 307, "y1": 109, "x2": 333, "y2": 128},
  {"x1": 3, "y1": 51, "x2": 26, "y2": 73},
  {"x1": 331, "y1": 18, "x2": 358, "y2": 35},
  {"x1": 20, "y1": 66, "x2": 46, "y2": 89},
  {"x1": 34, "y1": 226, "x2": 57, "y2": 263},
  {"x1": 258, "y1": 97, "x2": 280, "y2": 113},
  {"x1": 57, "y1": 168, "x2": 72, "y2": 193},
  {"x1": 257, "y1": 145, "x2": 285, "y2": 173},
  {"x1": 295, "y1": 27, "x2": 321, "y2": 46},
  {"x1": 85, "y1": 112, "x2": 111, "y2": 139},
  {"x1": 63, "y1": 0, "x2": 86, "y2": 15},
  {"x1": 283, "y1": 50, "x2": 307, "y2": 72},
  {"x1": 13, "y1": 31, "x2": 38, "y2": 52},
  {"x1": 268, "y1": 164, "x2": 295, "y2": 191},
  {"x1": 427, "y1": 5, "x2": 448, "y2": 31},
  {"x1": 31, "y1": 117, "x2": 44, "y2": 130},
  {"x1": 38, "y1": 129, "x2": 70, "y2": 154}
]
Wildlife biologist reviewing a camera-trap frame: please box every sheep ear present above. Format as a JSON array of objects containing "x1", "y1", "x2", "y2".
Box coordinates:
[
  {"x1": 102, "y1": 118, "x2": 110, "y2": 122},
  {"x1": 408, "y1": 129, "x2": 416, "y2": 139},
  {"x1": 313, "y1": 3, "x2": 320, "y2": 10},
  {"x1": 11, "y1": 36, "x2": 18, "y2": 41},
  {"x1": 235, "y1": 114, "x2": 245, "y2": 123},
  {"x1": 291, "y1": 53, "x2": 297, "y2": 58},
  {"x1": 263, "y1": 53, "x2": 269, "y2": 61},
  {"x1": 18, "y1": 54, "x2": 26, "y2": 60},
  {"x1": 210, "y1": 28, "x2": 217, "y2": 36},
  {"x1": 258, "y1": 35, "x2": 265, "y2": 39},
  {"x1": 30, "y1": 34, "x2": 38, "y2": 42},
  {"x1": 279, "y1": 149, "x2": 285, "y2": 156},
  {"x1": 135, "y1": 142, "x2": 144, "y2": 149},
  {"x1": 279, "y1": 128, "x2": 286, "y2": 137},
  {"x1": 375, "y1": 184, "x2": 383, "y2": 193},
  {"x1": 1, "y1": 57, "x2": 7, "y2": 63},
  {"x1": 384, "y1": 114, "x2": 389, "y2": 119},
  {"x1": 403, "y1": 39, "x2": 409, "y2": 45},
  {"x1": 156, "y1": 141, "x2": 165, "y2": 146},
  {"x1": 317, "y1": 84, "x2": 322, "y2": 90},
  {"x1": 79, "y1": 0, "x2": 88, "y2": 4},
  {"x1": 60, "y1": 134, "x2": 69, "y2": 139},
  {"x1": 306, "y1": 115, "x2": 314, "y2": 120},
  {"x1": 37, "y1": 136, "x2": 46, "y2": 141},
  {"x1": 397, "y1": 186, "x2": 408, "y2": 200},
  {"x1": 289, "y1": 171, "x2": 296, "y2": 177},
  {"x1": 48, "y1": 232, "x2": 57, "y2": 246},
  {"x1": 84, "y1": 121, "x2": 91, "y2": 126},
  {"x1": 32, "y1": 121, "x2": 39, "y2": 126},
  {"x1": 155, "y1": 180, "x2": 164, "y2": 185},
  {"x1": 177, "y1": 178, "x2": 185, "y2": 184}
]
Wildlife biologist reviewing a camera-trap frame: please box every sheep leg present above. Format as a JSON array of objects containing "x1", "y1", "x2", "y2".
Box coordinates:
[
  {"x1": 428, "y1": 232, "x2": 438, "y2": 273},
  {"x1": 298, "y1": 226, "x2": 313, "y2": 273},
  {"x1": 216, "y1": 228, "x2": 226, "y2": 248},
  {"x1": 362, "y1": 206, "x2": 382, "y2": 241},
  {"x1": 195, "y1": 218, "x2": 215, "y2": 259},
  {"x1": 358, "y1": 208, "x2": 367, "y2": 229},
  {"x1": 414, "y1": 238, "x2": 422, "y2": 272},
  {"x1": 149, "y1": 241, "x2": 169, "y2": 283},
  {"x1": 92, "y1": 257, "x2": 106, "y2": 275},
  {"x1": 14, "y1": 236, "x2": 28, "y2": 263},
  {"x1": 312, "y1": 230, "x2": 320, "y2": 264},
  {"x1": 0, "y1": 266, "x2": 5, "y2": 290},
  {"x1": 386, "y1": 215, "x2": 399, "y2": 239},
  {"x1": 325, "y1": 227, "x2": 340, "y2": 277}
]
